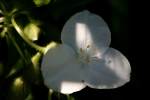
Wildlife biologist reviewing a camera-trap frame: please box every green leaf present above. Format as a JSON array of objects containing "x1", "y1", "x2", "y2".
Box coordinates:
[
  {"x1": 33, "y1": 0, "x2": 51, "y2": 7},
  {"x1": 25, "y1": 94, "x2": 33, "y2": 100}
]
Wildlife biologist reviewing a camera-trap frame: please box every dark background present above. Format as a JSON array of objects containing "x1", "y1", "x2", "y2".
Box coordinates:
[{"x1": 0, "y1": 0, "x2": 144, "y2": 100}]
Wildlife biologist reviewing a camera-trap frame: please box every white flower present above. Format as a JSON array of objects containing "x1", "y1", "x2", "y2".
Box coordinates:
[{"x1": 41, "y1": 10, "x2": 131, "y2": 94}]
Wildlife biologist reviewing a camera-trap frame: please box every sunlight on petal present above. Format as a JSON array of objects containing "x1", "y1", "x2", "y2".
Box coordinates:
[
  {"x1": 75, "y1": 22, "x2": 105, "y2": 58},
  {"x1": 41, "y1": 44, "x2": 86, "y2": 94},
  {"x1": 75, "y1": 23, "x2": 86, "y2": 49},
  {"x1": 75, "y1": 23, "x2": 93, "y2": 52},
  {"x1": 62, "y1": 10, "x2": 110, "y2": 58},
  {"x1": 61, "y1": 81, "x2": 85, "y2": 94}
]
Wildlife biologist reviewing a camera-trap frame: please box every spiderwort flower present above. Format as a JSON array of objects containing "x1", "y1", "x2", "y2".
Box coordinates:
[{"x1": 41, "y1": 10, "x2": 131, "y2": 94}]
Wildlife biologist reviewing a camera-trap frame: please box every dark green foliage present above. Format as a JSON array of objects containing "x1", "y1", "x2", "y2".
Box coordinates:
[{"x1": 0, "y1": 0, "x2": 130, "y2": 100}]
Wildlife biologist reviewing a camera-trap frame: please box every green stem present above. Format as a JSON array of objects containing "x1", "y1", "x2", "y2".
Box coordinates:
[
  {"x1": 11, "y1": 14, "x2": 46, "y2": 53},
  {"x1": 6, "y1": 31, "x2": 28, "y2": 63},
  {"x1": 0, "y1": 0, "x2": 6, "y2": 12},
  {"x1": 66, "y1": 94, "x2": 74, "y2": 100}
]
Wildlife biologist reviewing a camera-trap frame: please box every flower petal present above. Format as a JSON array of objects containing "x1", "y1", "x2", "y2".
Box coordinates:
[
  {"x1": 41, "y1": 44, "x2": 85, "y2": 94},
  {"x1": 61, "y1": 10, "x2": 111, "y2": 57},
  {"x1": 83, "y1": 48, "x2": 131, "y2": 89}
]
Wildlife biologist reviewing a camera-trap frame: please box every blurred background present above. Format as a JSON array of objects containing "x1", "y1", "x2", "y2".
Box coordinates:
[{"x1": 0, "y1": 0, "x2": 142, "y2": 100}]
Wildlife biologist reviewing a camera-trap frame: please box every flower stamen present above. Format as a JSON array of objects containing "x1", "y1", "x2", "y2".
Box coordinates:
[{"x1": 87, "y1": 45, "x2": 90, "y2": 48}]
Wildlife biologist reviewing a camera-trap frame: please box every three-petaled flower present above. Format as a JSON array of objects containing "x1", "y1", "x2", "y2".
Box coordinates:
[{"x1": 41, "y1": 10, "x2": 131, "y2": 94}]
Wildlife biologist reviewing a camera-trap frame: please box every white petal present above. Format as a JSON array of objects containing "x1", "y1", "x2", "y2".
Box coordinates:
[
  {"x1": 41, "y1": 44, "x2": 85, "y2": 94},
  {"x1": 61, "y1": 10, "x2": 111, "y2": 57},
  {"x1": 83, "y1": 48, "x2": 131, "y2": 89}
]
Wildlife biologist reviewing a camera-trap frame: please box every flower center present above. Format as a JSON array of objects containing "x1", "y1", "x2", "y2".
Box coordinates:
[{"x1": 78, "y1": 45, "x2": 90, "y2": 64}]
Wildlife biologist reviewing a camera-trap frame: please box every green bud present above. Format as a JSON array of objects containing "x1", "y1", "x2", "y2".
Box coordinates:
[
  {"x1": 7, "y1": 76, "x2": 31, "y2": 100},
  {"x1": 24, "y1": 22, "x2": 40, "y2": 41},
  {"x1": 33, "y1": 0, "x2": 51, "y2": 7}
]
